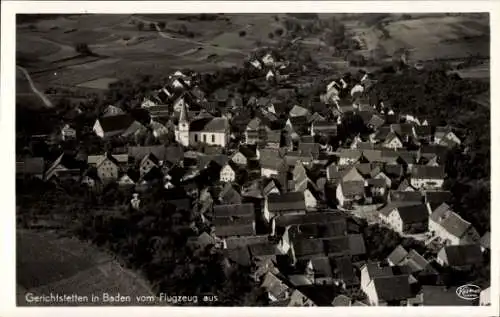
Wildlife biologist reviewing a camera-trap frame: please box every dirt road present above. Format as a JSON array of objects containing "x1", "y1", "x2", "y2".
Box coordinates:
[{"x1": 17, "y1": 66, "x2": 54, "y2": 108}]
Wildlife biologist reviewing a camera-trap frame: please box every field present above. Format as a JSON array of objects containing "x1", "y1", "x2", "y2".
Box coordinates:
[
  {"x1": 77, "y1": 77, "x2": 119, "y2": 90},
  {"x1": 347, "y1": 14, "x2": 490, "y2": 62},
  {"x1": 453, "y1": 62, "x2": 490, "y2": 81},
  {"x1": 17, "y1": 13, "x2": 490, "y2": 104},
  {"x1": 16, "y1": 13, "x2": 288, "y2": 105},
  {"x1": 16, "y1": 229, "x2": 155, "y2": 305},
  {"x1": 16, "y1": 14, "x2": 287, "y2": 98}
]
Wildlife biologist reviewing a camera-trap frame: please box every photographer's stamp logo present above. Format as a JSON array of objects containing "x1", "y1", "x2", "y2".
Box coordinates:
[{"x1": 456, "y1": 284, "x2": 481, "y2": 300}]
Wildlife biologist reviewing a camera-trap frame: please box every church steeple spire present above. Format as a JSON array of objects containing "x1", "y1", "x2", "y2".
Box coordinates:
[
  {"x1": 176, "y1": 98, "x2": 190, "y2": 147},
  {"x1": 179, "y1": 99, "x2": 189, "y2": 124}
]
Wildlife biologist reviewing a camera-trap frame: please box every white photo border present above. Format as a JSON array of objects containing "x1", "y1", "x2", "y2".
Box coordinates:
[{"x1": 1, "y1": 1, "x2": 498, "y2": 316}]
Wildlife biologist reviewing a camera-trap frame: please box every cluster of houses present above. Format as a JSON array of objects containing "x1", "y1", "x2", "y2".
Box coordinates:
[
  {"x1": 248, "y1": 51, "x2": 292, "y2": 83},
  {"x1": 16, "y1": 59, "x2": 491, "y2": 307}
]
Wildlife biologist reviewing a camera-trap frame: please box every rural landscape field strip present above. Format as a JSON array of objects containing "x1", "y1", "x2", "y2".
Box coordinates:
[{"x1": 133, "y1": 16, "x2": 248, "y2": 56}]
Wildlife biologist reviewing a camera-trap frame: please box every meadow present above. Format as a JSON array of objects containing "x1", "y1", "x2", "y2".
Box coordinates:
[{"x1": 16, "y1": 13, "x2": 490, "y2": 103}]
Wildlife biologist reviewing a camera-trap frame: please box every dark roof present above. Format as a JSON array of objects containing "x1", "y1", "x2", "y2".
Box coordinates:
[
  {"x1": 389, "y1": 190, "x2": 423, "y2": 203},
  {"x1": 82, "y1": 167, "x2": 100, "y2": 181},
  {"x1": 219, "y1": 184, "x2": 242, "y2": 205},
  {"x1": 337, "y1": 148, "x2": 362, "y2": 159},
  {"x1": 266, "y1": 130, "x2": 281, "y2": 144},
  {"x1": 348, "y1": 234, "x2": 366, "y2": 255},
  {"x1": 414, "y1": 125, "x2": 432, "y2": 137},
  {"x1": 390, "y1": 123, "x2": 415, "y2": 137},
  {"x1": 311, "y1": 257, "x2": 334, "y2": 278},
  {"x1": 248, "y1": 242, "x2": 279, "y2": 258},
  {"x1": 395, "y1": 204, "x2": 429, "y2": 224},
  {"x1": 411, "y1": 165, "x2": 445, "y2": 179},
  {"x1": 198, "y1": 154, "x2": 229, "y2": 169},
  {"x1": 366, "y1": 178, "x2": 387, "y2": 187},
  {"x1": 211, "y1": 215, "x2": 253, "y2": 227},
  {"x1": 439, "y1": 244, "x2": 483, "y2": 267},
  {"x1": 373, "y1": 126, "x2": 391, "y2": 140},
  {"x1": 261, "y1": 155, "x2": 286, "y2": 171},
  {"x1": 364, "y1": 262, "x2": 394, "y2": 279},
  {"x1": 224, "y1": 235, "x2": 271, "y2": 250},
  {"x1": 298, "y1": 143, "x2": 321, "y2": 159},
  {"x1": 362, "y1": 149, "x2": 383, "y2": 162},
  {"x1": 267, "y1": 192, "x2": 306, "y2": 213},
  {"x1": 308, "y1": 112, "x2": 325, "y2": 124},
  {"x1": 354, "y1": 163, "x2": 377, "y2": 177},
  {"x1": 141, "y1": 166, "x2": 164, "y2": 182},
  {"x1": 312, "y1": 120, "x2": 338, "y2": 135},
  {"x1": 368, "y1": 115, "x2": 385, "y2": 128},
  {"x1": 430, "y1": 203, "x2": 472, "y2": 239},
  {"x1": 397, "y1": 179, "x2": 414, "y2": 191},
  {"x1": 340, "y1": 181, "x2": 365, "y2": 198},
  {"x1": 384, "y1": 164, "x2": 405, "y2": 177},
  {"x1": 119, "y1": 169, "x2": 140, "y2": 183},
  {"x1": 372, "y1": 275, "x2": 412, "y2": 302},
  {"x1": 396, "y1": 151, "x2": 418, "y2": 165},
  {"x1": 166, "y1": 198, "x2": 191, "y2": 212},
  {"x1": 141, "y1": 152, "x2": 160, "y2": 167},
  {"x1": 212, "y1": 88, "x2": 230, "y2": 102},
  {"x1": 213, "y1": 203, "x2": 255, "y2": 219},
  {"x1": 335, "y1": 256, "x2": 356, "y2": 284},
  {"x1": 379, "y1": 201, "x2": 421, "y2": 217},
  {"x1": 223, "y1": 247, "x2": 252, "y2": 266},
  {"x1": 285, "y1": 151, "x2": 313, "y2": 166},
  {"x1": 275, "y1": 211, "x2": 345, "y2": 227},
  {"x1": 323, "y1": 236, "x2": 351, "y2": 256},
  {"x1": 294, "y1": 221, "x2": 347, "y2": 239},
  {"x1": 293, "y1": 239, "x2": 324, "y2": 258},
  {"x1": 189, "y1": 117, "x2": 228, "y2": 132},
  {"x1": 263, "y1": 179, "x2": 280, "y2": 196},
  {"x1": 214, "y1": 223, "x2": 255, "y2": 238},
  {"x1": 288, "y1": 116, "x2": 309, "y2": 128},
  {"x1": 423, "y1": 191, "x2": 452, "y2": 209},
  {"x1": 384, "y1": 131, "x2": 403, "y2": 143},
  {"x1": 237, "y1": 144, "x2": 257, "y2": 159},
  {"x1": 387, "y1": 245, "x2": 409, "y2": 266},
  {"x1": 289, "y1": 105, "x2": 310, "y2": 117},
  {"x1": 405, "y1": 249, "x2": 431, "y2": 273},
  {"x1": 420, "y1": 286, "x2": 476, "y2": 306},
  {"x1": 128, "y1": 145, "x2": 184, "y2": 164},
  {"x1": 98, "y1": 114, "x2": 134, "y2": 133},
  {"x1": 46, "y1": 153, "x2": 81, "y2": 176}
]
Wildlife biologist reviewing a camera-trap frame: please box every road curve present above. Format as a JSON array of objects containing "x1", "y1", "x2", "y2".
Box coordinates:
[{"x1": 17, "y1": 65, "x2": 54, "y2": 108}]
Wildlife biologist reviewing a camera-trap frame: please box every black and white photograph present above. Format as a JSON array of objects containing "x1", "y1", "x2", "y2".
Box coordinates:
[{"x1": 2, "y1": 0, "x2": 498, "y2": 314}]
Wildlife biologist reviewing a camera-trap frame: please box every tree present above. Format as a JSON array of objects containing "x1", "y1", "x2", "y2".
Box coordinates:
[
  {"x1": 137, "y1": 21, "x2": 145, "y2": 31},
  {"x1": 274, "y1": 28, "x2": 284, "y2": 37},
  {"x1": 74, "y1": 43, "x2": 93, "y2": 56},
  {"x1": 149, "y1": 23, "x2": 156, "y2": 31},
  {"x1": 158, "y1": 22, "x2": 166, "y2": 30},
  {"x1": 239, "y1": 30, "x2": 246, "y2": 37}
]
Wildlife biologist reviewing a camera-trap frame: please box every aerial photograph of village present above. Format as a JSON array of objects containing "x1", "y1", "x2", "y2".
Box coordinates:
[{"x1": 15, "y1": 12, "x2": 491, "y2": 307}]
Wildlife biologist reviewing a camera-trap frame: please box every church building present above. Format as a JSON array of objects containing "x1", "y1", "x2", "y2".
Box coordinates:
[{"x1": 175, "y1": 101, "x2": 230, "y2": 147}]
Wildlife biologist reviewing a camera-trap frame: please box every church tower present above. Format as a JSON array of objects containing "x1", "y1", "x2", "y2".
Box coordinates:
[{"x1": 176, "y1": 99, "x2": 190, "y2": 146}]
